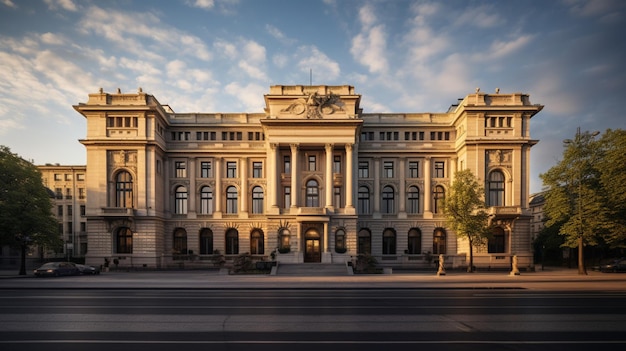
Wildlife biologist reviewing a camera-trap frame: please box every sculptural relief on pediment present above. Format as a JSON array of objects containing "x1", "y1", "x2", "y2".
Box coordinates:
[{"x1": 280, "y1": 92, "x2": 345, "y2": 119}]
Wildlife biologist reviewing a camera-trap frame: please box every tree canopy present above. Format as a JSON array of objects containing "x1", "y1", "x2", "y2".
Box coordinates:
[
  {"x1": 541, "y1": 129, "x2": 626, "y2": 250},
  {"x1": 443, "y1": 169, "x2": 491, "y2": 272},
  {"x1": 0, "y1": 145, "x2": 60, "y2": 251}
]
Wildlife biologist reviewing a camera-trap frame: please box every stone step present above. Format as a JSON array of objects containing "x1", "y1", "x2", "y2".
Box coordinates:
[{"x1": 277, "y1": 263, "x2": 351, "y2": 276}]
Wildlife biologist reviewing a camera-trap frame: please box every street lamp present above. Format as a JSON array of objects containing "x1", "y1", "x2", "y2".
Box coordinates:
[{"x1": 563, "y1": 127, "x2": 600, "y2": 275}]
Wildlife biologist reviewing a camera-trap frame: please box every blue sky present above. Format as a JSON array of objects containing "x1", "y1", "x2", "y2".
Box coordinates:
[{"x1": 1, "y1": 0, "x2": 624, "y2": 194}]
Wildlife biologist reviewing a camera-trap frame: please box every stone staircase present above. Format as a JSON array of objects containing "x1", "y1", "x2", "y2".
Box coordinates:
[{"x1": 276, "y1": 263, "x2": 352, "y2": 276}]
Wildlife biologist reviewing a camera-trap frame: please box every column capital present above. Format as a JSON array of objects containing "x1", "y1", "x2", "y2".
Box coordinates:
[
  {"x1": 345, "y1": 143, "x2": 353, "y2": 151},
  {"x1": 290, "y1": 143, "x2": 299, "y2": 151},
  {"x1": 269, "y1": 143, "x2": 279, "y2": 150},
  {"x1": 325, "y1": 143, "x2": 333, "y2": 151}
]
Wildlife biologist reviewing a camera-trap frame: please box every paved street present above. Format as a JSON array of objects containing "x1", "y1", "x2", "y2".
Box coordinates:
[{"x1": 1, "y1": 268, "x2": 625, "y2": 350}]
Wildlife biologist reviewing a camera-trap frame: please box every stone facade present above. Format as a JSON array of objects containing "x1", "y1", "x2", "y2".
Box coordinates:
[{"x1": 74, "y1": 85, "x2": 543, "y2": 270}]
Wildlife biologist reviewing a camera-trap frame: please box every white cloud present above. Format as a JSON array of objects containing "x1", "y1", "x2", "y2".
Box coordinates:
[
  {"x1": 40, "y1": 32, "x2": 65, "y2": 45},
  {"x1": 266, "y1": 24, "x2": 296, "y2": 45},
  {"x1": 477, "y1": 35, "x2": 534, "y2": 60},
  {"x1": 224, "y1": 82, "x2": 265, "y2": 112},
  {"x1": 272, "y1": 54, "x2": 288, "y2": 68},
  {"x1": 1, "y1": 0, "x2": 16, "y2": 8},
  {"x1": 455, "y1": 5, "x2": 502, "y2": 28},
  {"x1": 44, "y1": 0, "x2": 78, "y2": 12},
  {"x1": 296, "y1": 46, "x2": 340, "y2": 81},
  {"x1": 350, "y1": 4, "x2": 389, "y2": 74},
  {"x1": 190, "y1": 0, "x2": 214, "y2": 10}
]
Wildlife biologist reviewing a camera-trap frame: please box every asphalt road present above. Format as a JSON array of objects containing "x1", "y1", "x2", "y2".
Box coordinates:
[{"x1": 1, "y1": 286, "x2": 626, "y2": 350}]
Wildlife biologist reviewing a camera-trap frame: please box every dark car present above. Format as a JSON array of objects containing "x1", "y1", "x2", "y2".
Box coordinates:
[
  {"x1": 33, "y1": 262, "x2": 80, "y2": 277},
  {"x1": 76, "y1": 264, "x2": 100, "y2": 275},
  {"x1": 600, "y1": 258, "x2": 626, "y2": 273}
]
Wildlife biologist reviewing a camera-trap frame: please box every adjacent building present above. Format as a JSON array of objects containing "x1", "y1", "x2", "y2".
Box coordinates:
[{"x1": 73, "y1": 85, "x2": 543, "y2": 270}]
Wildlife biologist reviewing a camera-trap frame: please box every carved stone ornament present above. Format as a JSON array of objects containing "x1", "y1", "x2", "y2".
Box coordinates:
[
  {"x1": 486, "y1": 150, "x2": 512, "y2": 165},
  {"x1": 108, "y1": 150, "x2": 137, "y2": 174},
  {"x1": 280, "y1": 92, "x2": 345, "y2": 118}
]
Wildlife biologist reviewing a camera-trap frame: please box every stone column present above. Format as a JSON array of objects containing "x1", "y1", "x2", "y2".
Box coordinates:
[
  {"x1": 398, "y1": 157, "x2": 406, "y2": 217},
  {"x1": 214, "y1": 157, "x2": 222, "y2": 215},
  {"x1": 240, "y1": 157, "x2": 248, "y2": 216},
  {"x1": 290, "y1": 144, "x2": 299, "y2": 209},
  {"x1": 325, "y1": 144, "x2": 334, "y2": 210},
  {"x1": 269, "y1": 143, "x2": 279, "y2": 210},
  {"x1": 373, "y1": 157, "x2": 381, "y2": 217},
  {"x1": 423, "y1": 157, "x2": 432, "y2": 218},
  {"x1": 188, "y1": 157, "x2": 196, "y2": 215},
  {"x1": 345, "y1": 143, "x2": 355, "y2": 210}
]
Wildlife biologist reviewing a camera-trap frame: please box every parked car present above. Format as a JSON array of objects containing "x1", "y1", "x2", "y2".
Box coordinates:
[
  {"x1": 76, "y1": 264, "x2": 100, "y2": 275},
  {"x1": 599, "y1": 258, "x2": 626, "y2": 273},
  {"x1": 33, "y1": 262, "x2": 80, "y2": 277}
]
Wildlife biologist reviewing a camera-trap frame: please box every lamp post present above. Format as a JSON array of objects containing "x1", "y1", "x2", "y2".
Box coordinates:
[{"x1": 563, "y1": 127, "x2": 599, "y2": 275}]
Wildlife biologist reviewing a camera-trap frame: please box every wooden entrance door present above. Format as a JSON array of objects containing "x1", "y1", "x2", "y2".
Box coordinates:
[{"x1": 304, "y1": 238, "x2": 321, "y2": 262}]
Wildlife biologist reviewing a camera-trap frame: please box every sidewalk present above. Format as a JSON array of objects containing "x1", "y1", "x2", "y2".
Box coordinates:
[{"x1": 1, "y1": 266, "x2": 624, "y2": 290}]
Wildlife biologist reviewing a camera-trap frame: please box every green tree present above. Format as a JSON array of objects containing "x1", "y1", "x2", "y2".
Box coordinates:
[
  {"x1": 0, "y1": 146, "x2": 61, "y2": 275},
  {"x1": 443, "y1": 169, "x2": 491, "y2": 272},
  {"x1": 595, "y1": 129, "x2": 626, "y2": 247},
  {"x1": 540, "y1": 128, "x2": 606, "y2": 275}
]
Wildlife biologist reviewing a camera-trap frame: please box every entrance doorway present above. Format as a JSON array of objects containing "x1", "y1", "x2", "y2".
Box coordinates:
[{"x1": 304, "y1": 229, "x2": 321, "y2": 262}]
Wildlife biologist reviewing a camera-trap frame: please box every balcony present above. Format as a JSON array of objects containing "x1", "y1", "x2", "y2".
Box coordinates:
[
  {"x1": 487, "y1": 206, "x2": 521, "y2": 218},
  {"x1": 99, "y1": 207, "x2": 134, "y2": 217}
]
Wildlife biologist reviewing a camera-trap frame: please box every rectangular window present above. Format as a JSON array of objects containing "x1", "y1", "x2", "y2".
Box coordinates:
[
  {"x1": 67, "y1": 205, "x2": 72, "y2": 216},
  {"x1": 55, "y1": 188, "x2": 62, "y2": 199},
  {"x1": 54, "y1": 173, "x2": 62, "y2": 181},
  {"x1": 78, "y1": 188, "x2": 85, "y2": 199},
  {"x1": 57, "y1": 205, "x2": 63, "y2": 216},
  {"x1": 284, "y1": 186, "x2": 291, "y2": 209},
  {"x1": 175, "y1": 161, "x2": 186, "y2": 178},
  {"x1": 200, "y1": 161, "x2": 212, "y2": 178},
  {"x1": 80, "y1": 205, "x2": 86, "y2": 216},
  {"x1": 65, "y1": 174, "x2": 72, "y2": 181},
  {"x1": 358, "y1": 161, "x2": 369, "y2": 178},
  {"x1": 308, "y1": 155, "x2": 316, "y2": 171},
  {"x1": 430, "y1": 131, "x2": 436, "y2": 140},
  {"x1": 333, "y1": 155, "x2": 341, "y2": 173},
  {"x1": 434, "y1": 161, "x2": 445, "y2": 178},
  {"x1": 334, "y1": 187, "x2": 342, "y2": 208},
  {"x1": 360, "y1": 131, "x2": 374, "y2": 141},
  {"x1": 383, "y1": 161, "x2": 394, "y2": 178},
  {"x1": 65, "y1": 188, "x2": 72, "y2": 199},
  {"x1": 408, "y1": 161, "x2": 419, "y2": 178},
  {"x1": 252, "y1": 162, "x2": 263, "y2": 178},
  {"x1": 419, "y1": 132, "x2": 425, "y2": 140},
  {"x1": 226, "y1": 161, "x2": 237, "y2": 178},
  {"x1": 283, "y1": 155, "x2": 291, "y2": 174},
  {"x1": 77, "y1": 173, "x2": 85, "y2": 181}
]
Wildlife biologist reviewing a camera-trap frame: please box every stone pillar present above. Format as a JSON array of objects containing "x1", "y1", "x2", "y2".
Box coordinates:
[
  {"x1": 270, "y1": 143, "x2": 279, "y2": 210},
  {"x1": 373, "y1": 157, "x2": 380, "y2": 217},
  {"x1": 345, "y1": 143, "x2": 355, "y2": 211},
  {"x1": 240, "y1": 157, "x2": 248, "y2": 216},
  {"x1": 398, "y1": 157, "x2": 406, "y2": 217},
  {"x1": 188, "y1": 157, "x2": 196, "y2": 215},
  {"x1": 325, "y1": 144, "x2": 334, "y2": 210},
  {"x1": 290, "y1": 144, "x2": 299, "y2": 209},
  {"x1": 214, "y1": 157, "x2": 222, "y2": 216},
  {"x1": 423, "y1": 157, "x2": 432, "y2": 218}
]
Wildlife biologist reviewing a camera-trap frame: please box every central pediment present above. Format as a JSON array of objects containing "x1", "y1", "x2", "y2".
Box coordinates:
[{"x1": 263, "y1": 85, "x2": 362, "y2": 120}]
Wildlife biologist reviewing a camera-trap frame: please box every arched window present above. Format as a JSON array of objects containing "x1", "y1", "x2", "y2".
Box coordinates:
[
  {"x1": 226, "y1": 186, "x2": 238, "y2": 214},
  {"x1": 115, "y1": 171, "x2": 133, "y2": 208},
  {"x1": 335, "y1": 229, "x2": 346, "y2": 253},
  {"x1": 358, "y1": 186, "x2": 370, "y2": 214},
  {"x1": 199, "y1": 228, "x2": 213, "y2": 255},
  {"x1": 200, "y1": 186, "x2": 213, "y2": 214},
  {"x1": 408, "y1": 228, "x2": 422, "y2": 254},
  {"x1": 279, "y1": 228, "x2": 291, "y2": 251},
  {"x1": 407, "y1": 186, "x2": 420, "y2": 214},
  {"x1": 306, "y1": 179, "x2": 319, "y2": 207},
  {"x1": 225, "y1": 228, "x2": 239, "y2": 255},
  {"x1": 173, "y1": 228, "x2": 187, "y2": 256},
  {"x1": 175, "y1": 186, "x2": 188, "y2": 214},
  {"x1": 116, "y1": 227, "x2": 133, "y2": 254},
  {"x1": 488, "y1": 227, "x2": 506, "y2": 253},
  {"x1": 433, "y1": 228, "x2": 447, "y2": 255},
  {"x1": 488, "y1": 170, "x2": 505, "y2": 206},
  {"x1": 383, "y1": 228, "x2": 396, "y2": 255},
  {"x1": 358, "y1": 228, "x2": 371, "y2": 255},
  {"x1": 382, "y1": 186, "x2": 395, "y2": 214},
  {"x1": 250, "y1": 229, "x2": 264, "y2": 255},
  {"x1": 252, "y1": 186, "x2": 264, "y2": 214},
  {"x1": 433, "y1": 186, "x2": 445, "y2": 214}
]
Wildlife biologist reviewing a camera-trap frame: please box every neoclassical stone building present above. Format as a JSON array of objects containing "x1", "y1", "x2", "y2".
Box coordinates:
[{"x1": 74, "y1": 85, "x2": 542, "y2": 270}]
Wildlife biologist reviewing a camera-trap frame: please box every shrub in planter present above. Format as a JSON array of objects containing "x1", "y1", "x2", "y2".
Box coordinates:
[
  {"x1": 232, "y1": 252, "x2": 253, "y2": 273},
  {"x1": 278, "y1": 245, "x2": 291, "y2": 254},
  {"x1": 355, "y1": 253, "x2": 378, "y2": 273},
  {"x1": 211, "y1": 249, "x2": 225, "y2": 267}
]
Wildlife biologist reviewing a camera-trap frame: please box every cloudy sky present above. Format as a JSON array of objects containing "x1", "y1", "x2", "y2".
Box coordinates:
[{"x1": 1, "y1": 0, "x2": 624, "y2": 193}]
